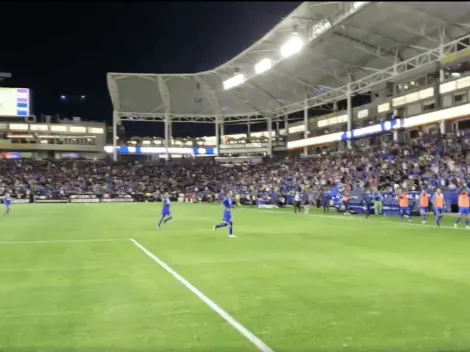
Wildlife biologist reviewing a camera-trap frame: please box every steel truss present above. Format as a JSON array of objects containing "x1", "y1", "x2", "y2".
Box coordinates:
[
  {"x1": 273, "y1": 31, "x2": 470, "y2": 117},
  {"x1": 116, "y1": 32, "x2": 470, "y2": 122},
  {"x1": 109, "y1": 2, "x2": 373, "y2": 122},
  {"x1": 118, "y1": 113, "x2": 273, "y2": 124}
]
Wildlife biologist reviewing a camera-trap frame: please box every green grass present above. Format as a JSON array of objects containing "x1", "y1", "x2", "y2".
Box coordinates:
[{"x1": 1, "y1": 203, "x2": 470, "y2": 352}]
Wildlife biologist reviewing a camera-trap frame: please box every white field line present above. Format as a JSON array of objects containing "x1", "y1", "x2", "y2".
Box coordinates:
[
  {"x1": 0, "y1": 238, "x2": 127, "y2": 245},
  {"x1": 241, "y1": 208, "x2": 470, "y2": 231},
  {"x1": 129, "y1": 238, "x2": 274, "y2": 352}
]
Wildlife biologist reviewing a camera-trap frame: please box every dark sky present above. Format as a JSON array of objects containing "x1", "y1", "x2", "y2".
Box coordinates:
[{"x1": 1, "y1": 1, "x2": 300, "y2": 137}]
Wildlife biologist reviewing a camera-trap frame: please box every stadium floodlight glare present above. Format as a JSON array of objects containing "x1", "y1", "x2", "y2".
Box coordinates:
[
  {"x1": 255, "y1": 58, "x2": 272, "y2": 74},
  {"x1": 352, "y1": 1, "x2": 367, "y2": 10},
  {"x1": 280, "y1": 35, "x2": 303, "y2": 59},
  {"x1": 223, "y1": 73, "x2": 245, "y2": 90}
]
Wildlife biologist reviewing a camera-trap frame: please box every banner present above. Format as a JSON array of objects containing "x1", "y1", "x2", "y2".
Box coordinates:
[
  {"x1": 70, "y1": 198, "x2": 100, "y2": 203},
  {"x1": 257, "y1": 203, "x2": 276, "y2": 209},
  {"x1": 101, "y1": 198, "x2": 134, "y2": 203},
  {"x1": 11, "y1": 199, "x2": 30, "y2": 204},
  {"x1": 35, "y1": 199, "x2": 69, "y2": 203},
  {"x1": 441, "y1": 47, "x2": 470, "y2": 65}
]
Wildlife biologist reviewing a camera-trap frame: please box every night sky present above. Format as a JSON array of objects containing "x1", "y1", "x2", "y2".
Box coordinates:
[{"x1": 1, "y1": 2, "x2": 300, "y2": 137}]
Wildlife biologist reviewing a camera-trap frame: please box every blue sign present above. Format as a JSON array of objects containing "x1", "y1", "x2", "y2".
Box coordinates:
[{"x1": 340, "y1": 120, "x2": 399, "y2": 142}]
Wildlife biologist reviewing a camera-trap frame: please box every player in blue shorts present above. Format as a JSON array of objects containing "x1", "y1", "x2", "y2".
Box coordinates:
[
  {"x1": 4, "y1": 193, "x2": 11, "y2": 216},
  {"x1": 361, "y1": 191, "x2": 372, "y2": 218},
  {"x1": 397, "y1": 190, "x2": 411, "y2": 222},
  {"x1": 157, "y1": 194, "x2": 172, "y2": 229},
  {"x1": 433, "y1": 188, "x2": 445, "y2": 227},
  {"x1": 213, "y1": 191, "x2": 236, "y2": 238},
  {"x1": 419, "y1": 190, "x2": 430, "y2": 224},
  {"x1": 455, "y1": 188, "x2": 470, "y2": 228}
]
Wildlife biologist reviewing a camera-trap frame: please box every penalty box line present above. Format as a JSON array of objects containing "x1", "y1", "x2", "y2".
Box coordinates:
[{"x1": 129, "y1": 238, "x2": 274, "y2": 352}]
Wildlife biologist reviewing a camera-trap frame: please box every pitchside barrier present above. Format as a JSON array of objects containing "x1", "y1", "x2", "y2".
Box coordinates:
[
  {"x1": 0, "y1": 191, "x2": 463, "y2": 216},
  {"x1": 2, "y1": 193, "x2": 203, "y2": 205}
]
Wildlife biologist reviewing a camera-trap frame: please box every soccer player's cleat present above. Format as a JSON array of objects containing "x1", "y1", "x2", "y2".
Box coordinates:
[
  {"x1": 422, "y1": 220, "x2": 427, "y2": 225},
  {"x1": 455, "y1": 223, "x2": 458, "y2": 228},
  {"x1": 213, "y1": 225, "x2": 216, "y2": 232},
  {"x1": 229, "y1": 234, "x2": 236, "y2": 238},
  {"x1": 466, "y1": 226, "x2": 470, "y2": 229}
]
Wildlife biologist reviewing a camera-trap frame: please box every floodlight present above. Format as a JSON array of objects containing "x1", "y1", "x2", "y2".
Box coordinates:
[
  {"x1": 223, "y1": 73, "x2": 245, "y2": 90},
  {"x1": 280, "y1": 36, "x2": 303, "y2": 59},
  {"x1": 352, "y1": 1, "x2": 367, "y2": 10},
  {"x1": 255, "y1": 58, "x2": 272, "y2": 74}
]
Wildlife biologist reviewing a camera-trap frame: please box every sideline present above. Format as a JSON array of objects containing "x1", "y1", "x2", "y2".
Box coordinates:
[
  {"x1": 238, "y1": 207, "x2": 468, "y2": 231},
  {"x1": 129, "y1": 238, "x2": 274, "y2": 352}
]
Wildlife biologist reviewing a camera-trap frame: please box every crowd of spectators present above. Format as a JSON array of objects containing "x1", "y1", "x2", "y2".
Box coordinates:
[{"x1": 1, "y1": 131, "x2": 470, "y2": 199}]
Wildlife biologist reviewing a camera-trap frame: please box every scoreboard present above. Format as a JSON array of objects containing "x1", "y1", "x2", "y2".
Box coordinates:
[{"x1": 0, "y1": 88, "x2": 30, "y2": 117}]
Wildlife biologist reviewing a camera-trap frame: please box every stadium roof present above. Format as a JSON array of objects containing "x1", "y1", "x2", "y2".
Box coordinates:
[{"x1": 107, "y1": 1, "x2": 470, "y2": 122}]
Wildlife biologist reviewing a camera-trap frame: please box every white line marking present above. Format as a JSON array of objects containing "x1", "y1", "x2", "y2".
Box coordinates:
[
  {"x1": 243, "y1": 208, "x2": 468, "y2": 231},
  {"x1": 0, "y1": 238, "x2": 126, "y2": 245},
  {"x1": 129, "y1": 238, "x2": 274, "y2": 352}
]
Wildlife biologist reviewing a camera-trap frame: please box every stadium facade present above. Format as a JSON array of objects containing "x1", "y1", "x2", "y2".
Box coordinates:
[{"x1": 2, "y1": 2, "x2": 470, "y2": 162}]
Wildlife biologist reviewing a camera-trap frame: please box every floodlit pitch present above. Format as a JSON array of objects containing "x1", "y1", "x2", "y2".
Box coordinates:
[{"x1": 1, "y1": 203, "x2": 470, "y2": 351}]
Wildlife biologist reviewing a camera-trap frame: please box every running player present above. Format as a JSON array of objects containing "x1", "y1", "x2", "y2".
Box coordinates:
[
  {"x1": 157, "y1": 194, "x2": 172, "y2": 229},
  {"x1": 3, "y1": 193, "x2": 11, "y2": 216},
  {"x1": 213, "y1": 191, "x2": 236, "y2": 238}
]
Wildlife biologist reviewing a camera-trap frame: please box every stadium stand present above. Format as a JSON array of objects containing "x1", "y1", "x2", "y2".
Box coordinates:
[
  {"x1": 1, "y1": 129, "x2": 470, "y2": 209},
  {"x1": 4, "y1": 2, "x2": 470, "y2": 216}
]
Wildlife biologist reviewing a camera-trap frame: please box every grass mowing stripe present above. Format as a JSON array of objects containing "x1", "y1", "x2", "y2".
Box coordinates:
[
  {"x1": 129, "y1": 238, "x2": 275, "y2": 352},
  {"x1": 0, "y1": 238, "x2": 127, "y2": 245},
  {"x1": 248, "y1": 208, "x2": 470, "y2": 231}
]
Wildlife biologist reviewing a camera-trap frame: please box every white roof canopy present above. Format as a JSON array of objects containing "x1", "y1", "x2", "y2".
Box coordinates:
[{"x1": 108, "y1": 1, "x2": 470, "y2": 121}]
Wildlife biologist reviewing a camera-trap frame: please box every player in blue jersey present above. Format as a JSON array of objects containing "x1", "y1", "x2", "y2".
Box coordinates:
[
  {"x1": 3, "y1": 193, "x2": 11, "y2": 216},
  {"x1": 321, "y1": 192, "x2": 330, "y2": 213},
  {"x1": 157, "y1": 194, "x2": 173, "y2": 229},
  {"x1": 213, "y1": 191, "x2": 236, "y2": 238},
  {"x1": 362, "y1": 191, "x2": 372, "y2": 218}
]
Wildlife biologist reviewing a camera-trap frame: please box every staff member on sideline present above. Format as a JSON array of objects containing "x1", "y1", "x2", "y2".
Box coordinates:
[
  {"x1": 373, "y1": 194, "x2": 383, "y2": 216},
  {"x1": 433, "y1": 188, "x2": 445, "y2": 227},
  {"x1": 455, "y1": 187, "x2": 470, "y2": 228},
  {"x1": 398, "y1": 190, "x2": 411, "y2": 222},
  {"x1": 294, "y1": 191, "x2": 302, "y2": 213},
  {"x1": 419, "y1": 190, "x2": 430, "y2": 224},
  {"x1": 343, "y1": 192, "x2": 351, "y2": 215}
]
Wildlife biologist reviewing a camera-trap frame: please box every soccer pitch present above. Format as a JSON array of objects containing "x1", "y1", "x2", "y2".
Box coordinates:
[{"x1": 1, "y1": 204, "x2": 470, "y2": 352}]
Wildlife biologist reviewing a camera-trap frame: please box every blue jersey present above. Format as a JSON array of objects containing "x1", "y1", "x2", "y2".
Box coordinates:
[
  {"x1": 222, "y1": 197, "x2": 233, "y2": 222},
  {"x1": 161, "y1": 197, "x2": 171, "y2": 216},
  {"x1": 4, "y1": 197, "x2": 11, "y2": 206},
  {"x1": 362, "y1": 195, "x2": 371, "y2": 207},
  {"x1": 222, "y1": 197, "x2": 232, "y2": 210}
]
